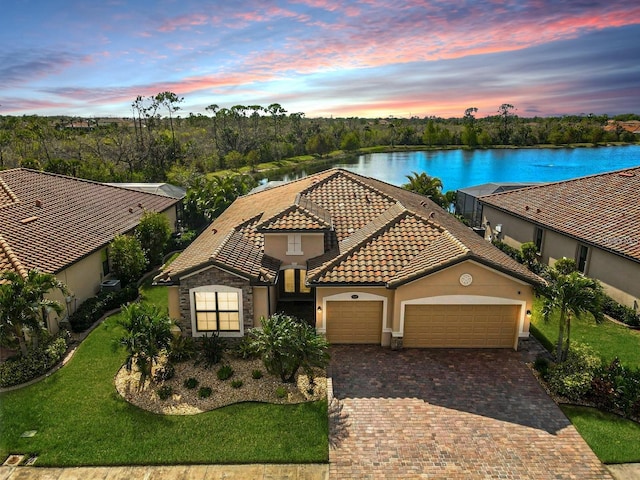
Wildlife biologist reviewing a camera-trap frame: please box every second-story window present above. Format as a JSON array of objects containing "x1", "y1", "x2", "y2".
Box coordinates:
[{"x1": 287, "y1": 234, "x2": 303, "y2": 255}]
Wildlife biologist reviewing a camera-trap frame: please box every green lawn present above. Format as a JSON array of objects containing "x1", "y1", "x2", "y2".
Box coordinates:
[
  {"x1": 530, "y1": 297, "x2": 640, "y2": 367},
  {"x1": 0, "y1": 284, "x2": 328, "y2": 466},
  {"x1": 561, "y1": 405, "x2": 640, "y2": 464},
  {"x1": 531, "y1": 297, "x2": 640, "y2": 463}
]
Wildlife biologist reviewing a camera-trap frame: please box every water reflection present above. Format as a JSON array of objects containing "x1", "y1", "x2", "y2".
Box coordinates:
[{"x1": 266, "y1": 146, "x2": 640, "y2": 191}]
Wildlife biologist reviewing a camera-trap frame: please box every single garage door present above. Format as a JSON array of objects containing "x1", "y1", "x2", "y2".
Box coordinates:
[
  {"x1": 326, "y1": 301, "x2": 383, "y2": 344},
  {"x1": 403, "y1": 304, "x2": 519, "y2": 348}
]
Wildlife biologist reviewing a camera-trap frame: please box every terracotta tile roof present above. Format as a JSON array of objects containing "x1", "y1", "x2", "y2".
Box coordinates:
[
  {"x1": 257, "y1": 199, "x2": 332, "y2": 232},
  {"x1": 0, "y1": 168, "x2": 179, "y2": 276},
  {"x1": 160, "y1": 171, "x2": 337, "y2": 282},
  {"x1": 161, "y1": 168, "x2": 541, "y2": 287},
  {"x1": 389, "y1": 231, "x2": 469, "y2": 286},
  {"x1": 479, "y1": 166, "x2": 640, "y2": 262},
  {"x1": 0, "y1": 176, "x2": 19, "y2": 208},
  {"x1": 235, "y1": 214, "x2": 265, "y2": 249},
  {"x1": 212, "y1": 230, "x2": 280, "y2": 282},
  {"x1": 301, "y1": 172, "x2": 396, "y2": 240},
  {"x1": 308, "y1": 210, "x2": 442, "y2": 284}
]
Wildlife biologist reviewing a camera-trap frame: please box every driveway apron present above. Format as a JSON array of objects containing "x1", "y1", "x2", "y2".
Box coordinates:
[{"x1": 328, "y1": 345, "x2": 611, "y2": 479}]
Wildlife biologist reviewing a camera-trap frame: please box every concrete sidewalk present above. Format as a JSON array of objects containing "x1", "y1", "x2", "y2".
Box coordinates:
[{"x1": 0, "y1": 464, "x2": 328, "y2": 479}]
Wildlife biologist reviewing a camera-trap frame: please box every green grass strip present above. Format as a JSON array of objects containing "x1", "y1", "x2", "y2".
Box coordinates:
[
  {"x1": 561, "y1": 405, "x2": 640, "y2": 464},
  {"x1": 530, "y1": 298, "x2": 640, "y2": 366}
]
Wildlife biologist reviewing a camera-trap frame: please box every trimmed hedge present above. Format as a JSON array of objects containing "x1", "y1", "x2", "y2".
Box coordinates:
[
  {"x1": 491, "y1": 240, "x2": 522, "y2": 262},
  {"x1": 529, "y1": 323, "x2": 554, "y2": 353},
  {"x1": 603, "y1": 296, "x2": 640, "y2": 327},
  {"x1": 68, "y1": 285, "x2": 138, "y2": 333},
  {"x1": 0, "y1": 332, "x2": 69, "y2": 387}
]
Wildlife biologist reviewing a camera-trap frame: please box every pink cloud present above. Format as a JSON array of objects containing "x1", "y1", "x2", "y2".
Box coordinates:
[{"x1": 156, "y1": 13, "x2": 210, "y2": 33}]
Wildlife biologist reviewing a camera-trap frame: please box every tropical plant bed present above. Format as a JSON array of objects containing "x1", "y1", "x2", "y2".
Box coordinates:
[{"x1": 115, "y1": 356, "x2": 327, "y2": 415}]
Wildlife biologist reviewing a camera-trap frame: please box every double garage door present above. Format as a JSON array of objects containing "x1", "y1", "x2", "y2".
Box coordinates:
[
  {"x1": 326, "y1": 300, "x2": 518, "y2": 348},
  {"x1": 404, "y1": 304, "x2": 519, "y2": 348}
]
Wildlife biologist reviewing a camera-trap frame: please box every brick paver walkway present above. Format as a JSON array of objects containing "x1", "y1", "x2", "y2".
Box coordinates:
[{"x1": 328, "y1": 345, "x2": 612, "y2": 479}]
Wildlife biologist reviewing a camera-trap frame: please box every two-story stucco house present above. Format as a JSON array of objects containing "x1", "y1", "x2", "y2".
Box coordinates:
[{"x1": 157, "y1": 169, "x2": 542, "y2": 350}]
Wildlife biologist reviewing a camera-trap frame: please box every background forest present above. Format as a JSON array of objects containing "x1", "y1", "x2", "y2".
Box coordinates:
[{"x1": 1, "y1": 93, "x2": 638, "y2": 187}]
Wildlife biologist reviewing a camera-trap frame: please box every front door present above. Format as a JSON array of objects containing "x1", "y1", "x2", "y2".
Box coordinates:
[{"x1": 279, "y1": 268, "x2": 312, "y2": 299}]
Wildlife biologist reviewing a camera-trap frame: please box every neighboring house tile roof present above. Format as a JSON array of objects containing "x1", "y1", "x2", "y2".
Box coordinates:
[
  {"x1": 0, "y1": 168, "x2": 179, "y2": 278},
  {"x1": 160, "y1": 168, "x2": 541, "y2": 287},
  {"x1": 479, "y1": 166, "x2": 640, "y2": 263}
]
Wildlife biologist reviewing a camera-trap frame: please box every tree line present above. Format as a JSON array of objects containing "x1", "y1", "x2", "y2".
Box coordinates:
[{"x1": 0, "y1": 94, "x2": 638, "y2": 185}]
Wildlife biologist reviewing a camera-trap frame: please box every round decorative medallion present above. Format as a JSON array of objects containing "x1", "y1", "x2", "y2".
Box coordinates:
[{"x1": 459, "y1": 273, "x2": 473, "y2": 286}]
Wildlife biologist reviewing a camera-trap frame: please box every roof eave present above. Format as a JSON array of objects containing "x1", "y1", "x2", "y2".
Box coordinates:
[
  {"x1": 386, "y1": 257, "x2": 467, "y2": 288},
  {"x1": 309, "y1": 281, "x2": 387, "y2": 288}
]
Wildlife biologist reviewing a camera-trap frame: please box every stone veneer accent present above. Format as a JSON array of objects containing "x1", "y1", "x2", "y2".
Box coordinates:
[
  {"x1": 390, "y1": 336, "x2": 403, "y2": 350},
  {"x1": 178, "y1": 266, "x2": 253, "y2": 337}
]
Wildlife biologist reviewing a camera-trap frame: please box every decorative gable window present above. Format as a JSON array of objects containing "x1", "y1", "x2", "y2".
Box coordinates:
[
  {"x1": 287, "y1": 234, "x2": 303, "y2": 255},
  {"x1": 189, "y1": 286, "x2": 243, "y2": 337}
]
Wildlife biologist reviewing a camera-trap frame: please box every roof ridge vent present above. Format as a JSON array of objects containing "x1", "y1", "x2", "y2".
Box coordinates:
[{"x1": 20, "y1": 215, "x2": 38, "y2": 224}]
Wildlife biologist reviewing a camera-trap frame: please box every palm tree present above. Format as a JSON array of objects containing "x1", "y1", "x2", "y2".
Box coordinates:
[
  {"x1": 402, "y1": 171, "x2": 446, "y2": 208},
  {"x1": 0, "y1": 269, "x2": 68, "y2": 356},
  {"x1": 115, "y1": 302, "x2": 173, "y2": 388},
  {"x1": 540, "y1": 262, "x2": 604, "y2": 362}
]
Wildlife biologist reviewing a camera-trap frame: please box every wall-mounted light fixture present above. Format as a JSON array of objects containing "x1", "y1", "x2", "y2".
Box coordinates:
[
  {"x1": 317, "y1": 306, "x2": 322, "y2": 312},
  {"x1": 526, "y1": 309, "x2": 532, "y2": 317}
]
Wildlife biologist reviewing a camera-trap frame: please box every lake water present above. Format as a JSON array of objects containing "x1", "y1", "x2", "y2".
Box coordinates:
[{"x1": 271, "y1": 145, "x2": 640, "y2": 191}]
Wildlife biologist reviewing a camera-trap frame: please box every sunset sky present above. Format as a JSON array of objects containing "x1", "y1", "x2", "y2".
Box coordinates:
[{"x1": 2, "y1": 0, "x2": 640, "y2": 119}]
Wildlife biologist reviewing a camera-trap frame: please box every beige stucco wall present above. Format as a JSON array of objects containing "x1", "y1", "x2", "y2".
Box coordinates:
[
  {"x1": 315, "y1": 286, "x2": 395, "y2": 346},
  {"x1": 45, "y1": 249, "x2": 106, "y2": 333},
  {"x1": 588, "y1": 249, "x2": 640, "y2": 307},
  {"x1": 263, "y1": 233, "x2": 325, "y2": 263},
  {"x1": 161, "y1": 205, "x2": 179, "y2": 232},
  {"x1": 253, "y1": 286, "x2": 269, "y2": 327},
  {"x1": 482, "y1": 206, "x2": 536, "y2": 248},
  {"x1": 394, "y1": 261, "x2": 534, "y2": 337},
  {"x1": 542, "y1": 230, "x2": 580, "y2": 266},
  {"x1": 168, "y1": 285, "x2": 180, "y2": 320}
]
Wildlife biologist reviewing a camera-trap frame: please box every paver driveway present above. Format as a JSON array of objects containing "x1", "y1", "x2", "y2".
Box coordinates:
[{"x1": 329, "y1": 345, "x2": 611, "y2": 479}]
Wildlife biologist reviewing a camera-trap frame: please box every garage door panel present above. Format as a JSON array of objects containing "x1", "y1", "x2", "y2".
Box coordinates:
[
  {"x1": 404, "y1": 304, "x2": 519, "y2": 348},
  {"x1": 326, "y1": 301, "x2": 382, "y2": 344}
]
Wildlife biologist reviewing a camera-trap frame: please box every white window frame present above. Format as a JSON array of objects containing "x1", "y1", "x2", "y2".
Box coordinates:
[
  {"x1": 189, "y1": 285, "x2": 243, "y2": 338},
  {"x1": 286, "y1": 233, "x2": 303, "y2": 255}
]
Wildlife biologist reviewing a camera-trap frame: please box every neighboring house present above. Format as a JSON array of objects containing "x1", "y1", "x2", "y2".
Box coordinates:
[
  {"x1": 604, "y1": 120, "x2": 640, "y2": 136},
  {"x1": 456, "y1": 182, "x2": 542, "y2": 228},
  {"x1": 157, "y1": 168, "x2": 541, "y2": 350},
  {"x1": 105, "y1": 182, "x2": 186, "y2": 200},
  {"x1": 480, "y1": 166, "x2": 640, "y2": 309},
  {"x1": 0, "y1": 168, "x2": 180, "y2": 332}
]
